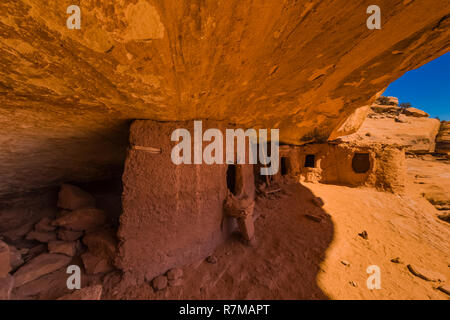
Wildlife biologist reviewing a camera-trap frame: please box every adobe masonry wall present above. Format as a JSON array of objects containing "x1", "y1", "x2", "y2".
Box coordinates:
[
  {"x1": 280, "y1": 143, "x2": 406, "y2": 193},
  {"x1": 116, "y1": 120, "x2": 239, "y2": 282}
]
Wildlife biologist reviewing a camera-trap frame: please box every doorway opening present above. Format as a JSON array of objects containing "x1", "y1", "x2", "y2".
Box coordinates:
[
  {"x1": 281, "y1": 157, "x2": 289, "y2": 176},
  {"x1": 304, "y1": 154, "x2": 315, "y2": 168},
  {"x1": 227, "y1": 164, "x2": 237, "y2": 195}
]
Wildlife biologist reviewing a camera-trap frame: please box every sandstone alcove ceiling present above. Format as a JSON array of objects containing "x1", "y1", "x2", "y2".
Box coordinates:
[{"x1": 0, "y1": 0, "x2": 449, "y2": 196}]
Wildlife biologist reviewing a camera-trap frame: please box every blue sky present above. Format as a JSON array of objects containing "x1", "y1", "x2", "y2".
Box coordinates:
[{"x1": 383, "y1": 52, "x2": 450, "y2": 120}]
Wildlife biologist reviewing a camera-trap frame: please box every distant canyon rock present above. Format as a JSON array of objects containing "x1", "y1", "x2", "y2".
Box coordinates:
[
  {"x1": 436, "y1": 121, "x2": 450, "y2": 154},
  {"x1": 340, "y1": 104, "x2": 441, "y2": 153}
]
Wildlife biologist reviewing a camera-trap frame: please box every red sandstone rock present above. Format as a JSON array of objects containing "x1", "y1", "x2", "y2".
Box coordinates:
[
  {"x1": 312, "y1": 197, "x2": 325, "y2": 207},
  {"x1": 52, "y1": 208, "x2": 107, "y2": 231},
  {"x1": 438, "y1": 212, "x2": 450, "y2": 223},
  {"x1": 48, "y1": 241, "x2": 77, "y2": 257},
  {"x1": 390, "y1": 257, "x2": 402, "y2": 264},
  {"x1": 81, "y1": 252, "x2": 113, "y2": 275},
  {"x1": 167, "y1": 268, "x2": 183, "y2": 280},
  {"x1": 206, "y1": 255, "x2": 218, "y2": 264},
  {"x1": 58, "y1": 228, "x2": 84, "y2": 241},
  {"x1": 82, "y1": 228, "x2": 117, "y2": 260},
  {"x1": 57, "y1": 184, "x2": 96, "y2": 210},
  {"x1": 395, "y1": 114, "x2": 409, "y2": 123},
  {"x1": 56, "y1": 210, "x2": 71, "y2": 219},
  {"x1": 57, "y1": 285, "x2": 103, "y2": 300},
  {"x1": 26, "y1": 230, "x2": 57, "y2": 243},
  {"x1": 2, "y1": 221, "x2": 34, "y2": 242},
  {"x1": 13, "y1": 253, "x2": 72, "y2": 287},
  {"x1": 341, "y1": 260, "x2": 351, "y2": 267},
  {"x1": 0, "y1": 241, "x2": 11, "y2": 278},
  {"x1": 402, "y1": 107, "x2": 429, "y2": 118},
  {"x1": 168, "y1": 278, "x2": 183, "y2": 287},
  {"x1": 152, "y1": 275, "x2": 168, "y2": 291},
  {"x1": 358, "y1": 231, "x2": 369, "y2": 240},
  {"x1": 35, "y1": 217, "x2": 56, "y2": 233},
  {"x1": 237, "y1": 215, "x2": 255, "y2": 243},
  {"x1": 0, "y1": 274, "x2": 14, "y2": 300},
  {"x1": 12, "y1": 267, "x2": 74, "y2": 299},
  {"x1": 8, "y1": 245, "x2": 24, "y2": 271},
  {"x1": 24, "y1": 244, "x2": 47, "y2": 262},
  {"x1": 305, "y1": 214, "x2": 322, "y2": 223}
]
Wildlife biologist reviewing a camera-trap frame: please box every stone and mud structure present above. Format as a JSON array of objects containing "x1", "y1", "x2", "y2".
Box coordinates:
[{"x1": 0, "y1": 1, "x2": 449, "y2": 300}]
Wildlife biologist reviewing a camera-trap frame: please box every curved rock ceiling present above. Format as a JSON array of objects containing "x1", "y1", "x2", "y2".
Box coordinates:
[{"x1": 0, "y1": 0, "x2": 449, "y2": 196}]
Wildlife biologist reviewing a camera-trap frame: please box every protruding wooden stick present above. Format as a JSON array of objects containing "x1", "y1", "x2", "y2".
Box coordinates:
[{"x1": 132, "y1": 145, "x2": 162, "y2": 154}]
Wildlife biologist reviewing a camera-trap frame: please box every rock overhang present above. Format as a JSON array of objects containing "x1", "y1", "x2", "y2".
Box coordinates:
[{"x1": 0, "y1": 0, "x2": 449, "y2": 195}]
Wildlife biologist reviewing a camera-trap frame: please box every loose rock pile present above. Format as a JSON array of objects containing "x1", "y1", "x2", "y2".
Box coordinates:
[
  {"x1": 0, "y1": 184, "x2": 117, "y2": 300},
  {"x1": 151, "y1": 267, "x2": 184, "y2": 291}
]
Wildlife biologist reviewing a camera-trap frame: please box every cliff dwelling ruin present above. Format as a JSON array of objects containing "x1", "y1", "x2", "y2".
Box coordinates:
[{"x1": 0, "y1": 1, "x2": 449, "y2": 301}]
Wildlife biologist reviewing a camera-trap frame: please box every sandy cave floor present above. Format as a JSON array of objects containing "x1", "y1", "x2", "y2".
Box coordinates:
[
  {"x1": 11, "y1": 158, "x2": 449, "y2": 300},
  {"x1": 103, "y1": 179, "x2": 450, "y2": 300}
]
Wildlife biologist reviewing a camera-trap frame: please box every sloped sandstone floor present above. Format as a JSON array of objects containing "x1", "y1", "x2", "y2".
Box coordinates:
[
  {"x1": 7, "y1": 160, "x2": 449, "y2": 300},
  {"x1": 406, "y1": 155, "x2": 450, "y2": 221},
  {"x1": 103, "y1": 181, "x2": 449, "y2": 300}
]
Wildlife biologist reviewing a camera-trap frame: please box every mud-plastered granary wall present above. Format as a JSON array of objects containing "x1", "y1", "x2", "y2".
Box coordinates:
[
  {"x1": 117, "y1": 120, "x2": 259, "y2": 282},
  {"x1": 278, "y1": 143, "x2": 406, "y2": 193}
]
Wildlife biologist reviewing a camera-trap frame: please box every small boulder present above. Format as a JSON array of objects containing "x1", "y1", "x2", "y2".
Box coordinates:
[
  {"x1": 395, "y1": 114, "x2": 409, "y2": 123},
  {"x1": 9, "y1": 245, "x2": 24, "y2": 271},
  {"x1": 305, "y1": 214, "x2": 322, "y2": 223},
  {"x1": 169, "y1": 278, "x2": 183, "y2": 287},
  {"x1": 57, "y1": 184, "x2": 95, "y2": 210},
  {"x1": 35, "y1": 217, "x2": 56, "y2": 233},
  {"x1": 152, "y1": 275, "x2": 168, "y2": 291},
  {"x1": 58, "y1": 229, "x2": 83, "y2": 241},
  {"x1": 437, "y1": 212, "x2": 450, "y2": 223},
  {"x1": 81, "y1": 252, "x2": 113, "y2": 275},
  {"x1": 403, "y1": 107, "x2": 429, "y2": 118},
  {"x1": 358, "y1": 231, "x2": 369, "y2": 240},
  {"x1": 349, "y1": 281, "x2": 358, "y2": 287},
  {"x1": 48, "y1": 241, "x2": 77, "y2": 257},
  {"x1": 312, "y1": 197, "x2": 325, "y2": 207},
  {"x1": 167, "y1": 268, "x2": 183, "y2": 280},
  {"x1": 258, "y1": 183, "x2": 267, "y2": 193},
  {"x1": 24, "y1": 244, "x2": 47, "y2": 262},
  {"x1": 0, "y1": 274, "x2": 14, "y2": 300},
  {"x1": 390, "y1": 257, "x2": 402, "y2": 264},
  {"x1": 206, "y1": 255, "x2": 218, "y2": 264},
  {"x1": 56, "y1": 210, "x2": 71, "y2": 219},
  {"x1": 2, "y1": 222, "x2": 34, "y2": 242},
  {"x1": 82, "y1": 228, "x2": 117, "y2": 260},
  {"x1": 52, "y1": 208, "x2": 107, "y2": 231},
  {"x1": 26, "y1": 230, "x2": 57, "y2": 243},
  {"x1": 0, "y1": 241, "x2": 11, "y2": 277},
  {"x1": 57, "y1": 285, "x2": 103, "y2": 300},
  {"x1": 13, "y1": 253, "x2": 72, "y2": 287}
]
